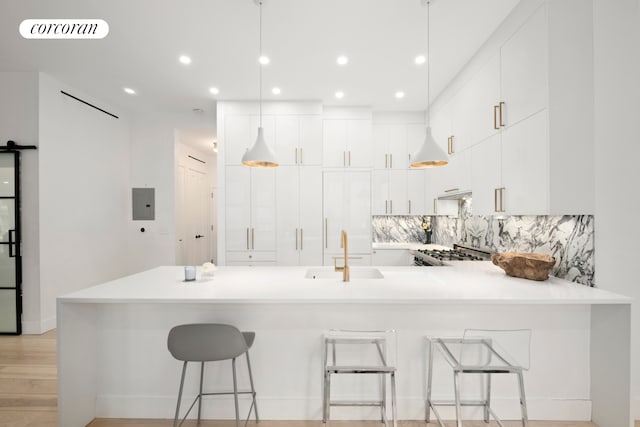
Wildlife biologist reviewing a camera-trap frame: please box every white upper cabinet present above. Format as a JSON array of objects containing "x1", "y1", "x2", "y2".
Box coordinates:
[
  {"x1": 373, "y1": 124, "x2": 408, "y2": 170},
  {"x1": 500, "y1": 5, "x2": 548, "y2": 128},
  {"x1": 323, "y1": 119, "x2": 372, "y2": 168},
  {"x1": 407, "y1": 124, "x2": 425, "y2": 166},
  {"x1": 276, "y1": 115, "x2": 323, "y2": 166},
  {"x1": 500, "y1": 109, "x2": 549, "y2": 215},
  {"x1": 470, "y1": 133, "x2": 502, "y2": 216},
  {"x1": 464, "y1": 53, "x2": 501, "y2": 146},
  {"x1": 407, "y1": 169, "x2": 425, "y2": 215}
]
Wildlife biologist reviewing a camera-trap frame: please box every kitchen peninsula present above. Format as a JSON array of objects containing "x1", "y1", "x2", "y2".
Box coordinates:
[{"x1": 57, "y1": 265, "x2": 631, "y2": 427}]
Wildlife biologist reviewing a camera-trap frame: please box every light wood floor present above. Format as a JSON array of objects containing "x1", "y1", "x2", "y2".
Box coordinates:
[{"x1": 1, "y1": 331, "x2": 636, "y2": 427}]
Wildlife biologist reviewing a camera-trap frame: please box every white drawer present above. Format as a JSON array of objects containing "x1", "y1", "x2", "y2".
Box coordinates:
[{"x1": 226, "y1": 251, "x2": 276, "y2": 263}]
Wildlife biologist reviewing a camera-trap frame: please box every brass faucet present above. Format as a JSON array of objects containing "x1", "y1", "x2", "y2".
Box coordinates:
[{"x1": 334, "y1": 230, "x2": 350, "y2": 282}]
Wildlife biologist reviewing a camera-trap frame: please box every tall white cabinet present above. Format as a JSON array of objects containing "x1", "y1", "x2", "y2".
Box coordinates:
[
  {"x1": 225, "y1": 166, "x2": 276, "y2": 265},
  {"x1": 276, "y1": 165, "x2": 323, "y2": 265},
  {"x1": 323, "y1": 171, "x2": 372, "y2": 265}
]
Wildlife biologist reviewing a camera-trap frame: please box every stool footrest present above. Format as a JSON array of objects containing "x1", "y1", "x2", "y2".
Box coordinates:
[
  {"x1": 330, "y1": 400, "x2": 383, "y2": 407},
  {"x1": 327, "y1": 365, "x2": 396, "y2": 374},
  {"x1": 429, "y1": 399, "x2": 487, "y2": 407}
]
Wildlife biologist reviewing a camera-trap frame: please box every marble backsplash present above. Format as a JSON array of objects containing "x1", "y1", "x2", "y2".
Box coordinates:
[{"x1": 372, "y1": 200, "x2": 595, "y2": 286}]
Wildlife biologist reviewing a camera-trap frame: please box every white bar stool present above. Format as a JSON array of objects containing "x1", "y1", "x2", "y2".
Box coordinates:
[
  {"x1": 322, "y1": 329, "x2": 397, "y2": 427},
  {"x1": 426, "y1": 329, "x2": 531, "y2": 427}
]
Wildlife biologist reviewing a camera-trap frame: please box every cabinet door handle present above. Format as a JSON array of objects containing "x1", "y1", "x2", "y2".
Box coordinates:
[
  {"x1": 295, "y1": 148, "x2": 299, "y2": 164},
  {"x1": 433, "y1": 198, "x2": 437, "y2": 215},
  {"x1": 295, "y1": 228, "x2": 299, "y2": 250},
  {"x1": 390, "y1": 154, "x2": 392, "y2": 168},
  {"x1": 499, "y1": 187, "x2": 505, "y2": 212},
  {"x1": 246, "y1": 228, "x2": 250, "y2": 250},
  {"x1": 348, "y1": 150, "x2": 351, "y2": 166},
  {"x1": 450, "y1": 136, "x2": 455, "y2": 154},
  {"x1": 493, "y1": 105, "x2": 500, "y2": 130},
  {"x1": 447, "y1": 137, "x2": 451, "y2": 154},
  {"x1": 301, "y1": 228, "x2": 303, "y2": 250},
  {"x1": 494, "y1": 188, "x2": 499, "y2": 212},
  {"x1": 408, "y1": 200, "x2": 411, "y2": 214},
  {"x1": 385, "y1": 200, "x2": 388, "y2": 214},
  {"x1": 252, "y1": 228, "x2": 255, "y2": 250},
  {"x1": 325, "y1": 218, "x2": 328, "y2": 248},
  {"x1": 390, "y1": 200, "x2": 393, "y2": 214},
  {"x1": 300, "y1": 147, "x2": 303, "y2": 164},
  {"x1": 445, "y1": 188, "x2": 459, "y2": 193},
  {"x1": 385, "y1": 154, "x2": 388, "y2": 168},
  {"x1": 499, "y1": 101, "x2": 505, "y2": 127}
]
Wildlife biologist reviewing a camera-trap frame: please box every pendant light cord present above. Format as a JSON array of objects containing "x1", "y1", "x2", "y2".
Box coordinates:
[
  {"x1": 259, "y1": 0, "x2": 263, "y2": 127},
  {"x1": 426, "y1": 0, "x2": 431, "y2": 127}
]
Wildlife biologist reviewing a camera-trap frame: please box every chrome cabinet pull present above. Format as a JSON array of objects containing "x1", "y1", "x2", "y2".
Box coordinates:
[
  {"x1": 408, "y1": 200, "x2": 411, "y2": 214},
  {"x1": 493, "y1": 105, "x2": 500, "y2": 130},
  {"x1": 499, "y1": 101, "x2": 505, "y2": 127},
  {"x1": 295, "y1": 148, "x2": 298, "y2": 164},
  {"x1": 385, "y1": 200, "x2": 389, "y2": 214},
  {"x1": 348, "y1": 150, "x2": 351, "y2": 166},
  {"x1": 390, "y1": 154, "x2": 393, "y2": 168},
  {"x1": 343, "y1": 151, "x2": 346, "y2": 167},
  {"x1": 390, "y1": 200, "x2": 393, "y2": 214},
  {"x1": 385, "y1": 154, "x2": 388, "y2": 168}
]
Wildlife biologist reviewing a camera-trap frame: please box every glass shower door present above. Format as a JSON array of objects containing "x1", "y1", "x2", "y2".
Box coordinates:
[{"x1": 0, "y1": 152, "x2": 20, "y2": 334}]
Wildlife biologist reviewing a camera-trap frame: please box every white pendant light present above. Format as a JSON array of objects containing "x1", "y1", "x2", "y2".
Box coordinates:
[
  {"x1": 410, "y1": 0, "x2": 448, "y2": 169},
  {"x1": 242, "y1": 0, "x2": 278, "y2": 168}
]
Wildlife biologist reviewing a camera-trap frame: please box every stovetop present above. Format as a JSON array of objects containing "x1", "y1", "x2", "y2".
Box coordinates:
[{"x1": 412, "y1": 244, "x2": 492, "y2": 266}]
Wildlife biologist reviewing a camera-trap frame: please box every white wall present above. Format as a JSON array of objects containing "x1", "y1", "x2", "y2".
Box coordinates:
[
  {"x1": 38, "y1": 73, "x2": 131, "y2": 331},
  {"x1": 128, "y1": 111, "x2": 215, "y2": 272},
  {"x1": 592, "y1": 0, "x2": 640, "y2": 417},
  {"x1": 0, "y1": 72, "x2": 40, "y2": 333}
]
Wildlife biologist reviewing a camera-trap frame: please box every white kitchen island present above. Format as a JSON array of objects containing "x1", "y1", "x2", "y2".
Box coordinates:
[{"x1": 57, "y1": 264, "x2": 632, "y2": 427}]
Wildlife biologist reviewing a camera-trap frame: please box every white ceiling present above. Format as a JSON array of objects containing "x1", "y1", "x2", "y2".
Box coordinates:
[{"x1": 1, "y1": 0, "x2": 519, "y2": 116}]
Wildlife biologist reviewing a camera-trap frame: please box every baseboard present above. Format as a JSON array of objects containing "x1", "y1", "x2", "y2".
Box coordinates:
[
  {"x1": 96, "y1": 395, "x2": 591, "y2": 421},
  {"x1": 21, "y1": 316, "x2": 56, "y2": 334}
]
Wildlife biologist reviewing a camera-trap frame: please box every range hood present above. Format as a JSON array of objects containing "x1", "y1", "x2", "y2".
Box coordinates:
[{"x1": 437, "y1": 190, "x2": 472, "y2": 200}]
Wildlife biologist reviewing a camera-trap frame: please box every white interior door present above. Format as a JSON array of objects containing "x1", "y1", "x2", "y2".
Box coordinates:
[
  {"x1": 186, "y1": 168, "x2": 210, "y2": 265},
  {"x1": 175, "y1": 165, "x2": 187, "y2": 265}
]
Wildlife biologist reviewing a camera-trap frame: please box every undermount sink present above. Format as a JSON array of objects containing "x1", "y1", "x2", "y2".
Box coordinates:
[{"x1": 305, "y1": 267, "x2": 384, "y2": 280}]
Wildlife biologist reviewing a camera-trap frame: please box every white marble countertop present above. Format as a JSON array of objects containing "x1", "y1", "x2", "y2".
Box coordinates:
[{"x1": 58, "y1": 264, "x2": 631, "y2": 305}]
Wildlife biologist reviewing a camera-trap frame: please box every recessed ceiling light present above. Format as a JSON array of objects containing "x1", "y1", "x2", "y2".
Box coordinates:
[
  {"x1": 259, "y1": 55, "x2": 270, "y2": 65},
  {"x1": 337, "y1": 55, "x2": 349, "y2": 66},
  {"x1": 272, "y1": 87, "x2": 281, "y2": 95},
  {"x1": 123, "y1": 87, "x2": 136, "y2": 95},
  {"x1": 209, "y1": 87, "x2": 220, "y2": 95},
  {"x1": 414, "y1": 55, "x2": 427, "y2": 65},
  {"x1": 395, "y1": 91, "x2": 405, "y2": 99},
  {"x1": 335, "y1": 91, "x2": 345, "y2": 99},
  {"x1": 179, "y1": 55, "x2": 192, "y2": 65}
]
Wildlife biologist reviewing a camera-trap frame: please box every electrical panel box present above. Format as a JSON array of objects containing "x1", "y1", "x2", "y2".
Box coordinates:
[{"x1": 132, "y1": 188, "x2": 155, "y2": 220}]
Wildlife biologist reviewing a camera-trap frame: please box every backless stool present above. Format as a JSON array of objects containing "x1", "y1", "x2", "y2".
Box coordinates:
[
  {"x1": 167, "y1": 323, "x2": 258, "y2": 427},
  {"x1": 322, "y1": 329, "x2": 397, "y2": 427},
  {"x1": 426, "y1": 329, "x2": 531, "y2": 427}
]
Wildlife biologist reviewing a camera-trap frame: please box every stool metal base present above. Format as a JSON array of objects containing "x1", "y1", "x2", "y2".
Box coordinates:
[{"x1": 322, "y1": 334, "x2": 397, "y2": 427}]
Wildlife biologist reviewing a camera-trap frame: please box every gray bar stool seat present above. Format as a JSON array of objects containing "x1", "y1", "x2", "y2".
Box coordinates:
[{"x1": 167, "y1": 323, "x2": 258, "y2": 427}]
